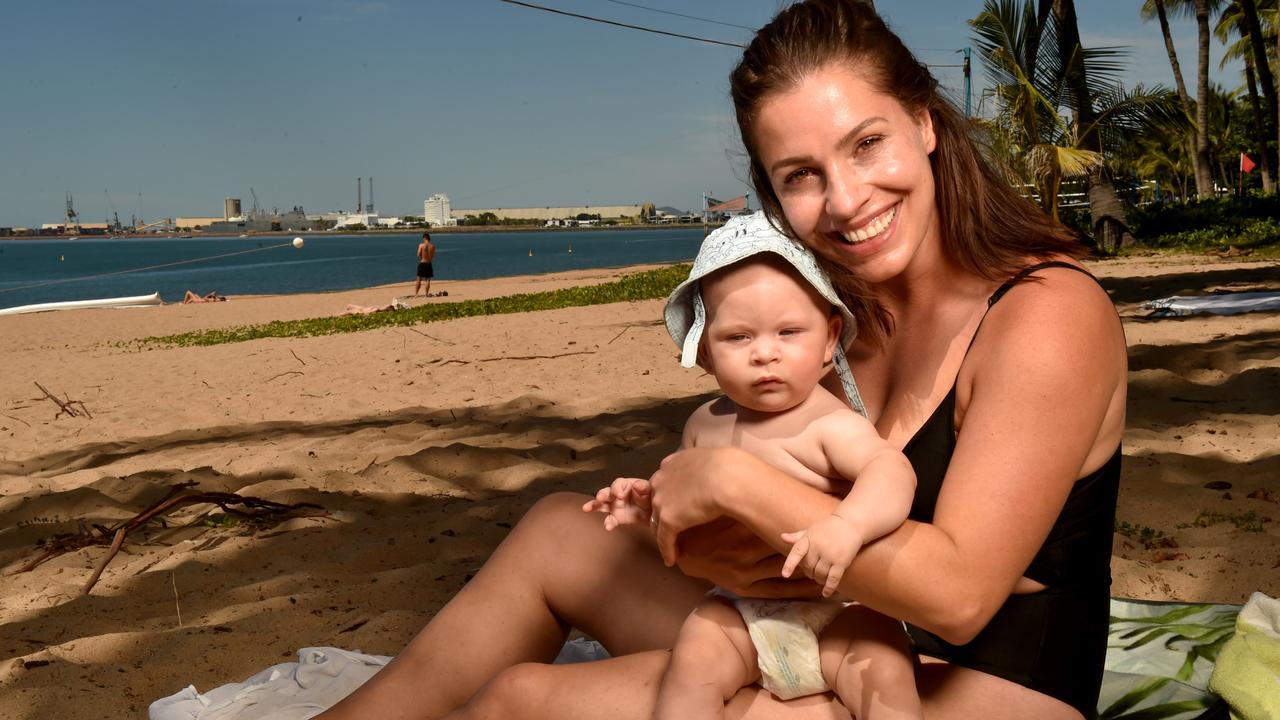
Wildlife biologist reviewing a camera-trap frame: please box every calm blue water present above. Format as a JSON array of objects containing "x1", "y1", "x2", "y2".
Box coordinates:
[{"x1": 0, "y1": 229, "x2": 706, "y2": 311}]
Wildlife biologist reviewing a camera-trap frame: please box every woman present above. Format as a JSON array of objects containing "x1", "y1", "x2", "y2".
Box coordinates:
[{"x1": 319, "y1": 1, "x2": 1125, "y2": 718}]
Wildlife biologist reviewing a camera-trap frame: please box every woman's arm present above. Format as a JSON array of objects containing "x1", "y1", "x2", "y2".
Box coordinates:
[{"x1": 653, "y1": 270, "x2": 1126, "y2": 644}]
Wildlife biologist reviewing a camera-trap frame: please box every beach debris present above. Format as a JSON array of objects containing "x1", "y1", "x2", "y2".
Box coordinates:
[
  {"x1": 13, "y1": 481, "x2": 324, "y2": 595},
  {"x1": 265, "y1": 370, "x2": 305, "y2": 383},
  {"x1": 33, "y1": 381, "x2": 91, "y2": 419},
  {"x1": 1204, "y1": 480, "x2": 1233, "y2": 491},
  {"x1": 1247, "y1": 489, "x2": 1277, "y2": 504},
  {"x1": 476, "y1": 350, "x2": 595, "y2": 362}
]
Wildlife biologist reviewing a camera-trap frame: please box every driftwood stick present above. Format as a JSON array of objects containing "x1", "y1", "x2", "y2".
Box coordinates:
[
  {"x1": 34, "y1": 381, "x2": 90, "y2": 419},
  {"x1": 290, "y1": 349, "x2": 307, "y2": 366},
  {"x1": 3, "y1": 414, "x2": 31, "y2": 427},
  {"x1": 265, "y1": 370, "x2": 304, "y2": 383},
  {"x1": 81, "y1": 528, "x2": 127, "y2": 595},
  {"x1": 405, "y1": 327, "x2": 454, "y2": 345},
  {"x1": 476, "y1": 351, "x2": 595, "y2": 362},
  {"x1": 607, "y1": 325, "x2": 636, "y2": 345},
  {"x1": 17, "y1": 483, "x2": 324, "y2": 595}
]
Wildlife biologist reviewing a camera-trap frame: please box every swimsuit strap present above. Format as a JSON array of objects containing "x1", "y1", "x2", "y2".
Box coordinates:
[
  {"x1": 987, "y1": 260, "x2": 1099, "y2": 308},
  {"x1": 965, "y1": 261, "x2": 1101, "y2": 353}
]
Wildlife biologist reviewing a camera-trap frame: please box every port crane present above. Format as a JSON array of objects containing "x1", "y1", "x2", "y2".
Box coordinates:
[
  {"x1": 64, "y1": 192, "x2": 80, "y2": 232},
  {"x1": 104, "y1": 190, "x2": 123, "y2": 232}
]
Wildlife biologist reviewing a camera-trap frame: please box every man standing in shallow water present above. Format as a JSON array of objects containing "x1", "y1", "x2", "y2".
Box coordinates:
[{"x1": 414, "y1": 231, "x2": 436, "y2": 297}]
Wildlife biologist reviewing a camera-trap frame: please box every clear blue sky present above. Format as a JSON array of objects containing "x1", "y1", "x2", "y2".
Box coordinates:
[{"x1": 0, "y1": 0, "x2": 1242, "y2": 227}]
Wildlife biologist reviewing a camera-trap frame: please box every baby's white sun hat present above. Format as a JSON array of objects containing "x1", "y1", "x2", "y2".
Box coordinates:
[{"x1": 663, "y1": 211, "x2": 867, "y2": 417}]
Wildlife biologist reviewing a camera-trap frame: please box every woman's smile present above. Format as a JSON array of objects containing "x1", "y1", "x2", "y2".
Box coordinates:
[{"x1": 752, "y1": 63, "x2": 938, "y2": 283}]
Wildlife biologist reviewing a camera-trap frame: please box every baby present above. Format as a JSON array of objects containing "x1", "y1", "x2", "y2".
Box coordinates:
[{"x1": 584, "y1": 213, "x2": 922, "y2": 719}]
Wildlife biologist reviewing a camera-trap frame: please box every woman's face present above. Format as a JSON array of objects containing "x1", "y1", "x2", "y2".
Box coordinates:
[{"x1": 752, "y1": 63, "x2": 939, "y2": 284}]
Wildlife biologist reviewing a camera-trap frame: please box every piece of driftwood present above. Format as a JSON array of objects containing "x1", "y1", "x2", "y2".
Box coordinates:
[
  {"x1": 15, "y1": 481, "x2": 324, "y2": 595},
  {"x1": 34, "y1": 381, "x2": 91, "y2": 419},
  {"x1": 265, "y1": 370, "x2": 305, "y2": 383}
]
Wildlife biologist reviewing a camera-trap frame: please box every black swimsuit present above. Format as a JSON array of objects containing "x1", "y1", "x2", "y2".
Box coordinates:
[{"x1": 901, "y1": 261, "x2": 1120, "y2": 719}]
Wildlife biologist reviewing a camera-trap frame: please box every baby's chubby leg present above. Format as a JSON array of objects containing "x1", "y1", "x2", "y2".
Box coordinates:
[
  {"x1": 657, "y1": 596, "x2": 759, "y2": 720},
  {"x1": 819, "y1": 605, "x2": 923, "y2": 720}
]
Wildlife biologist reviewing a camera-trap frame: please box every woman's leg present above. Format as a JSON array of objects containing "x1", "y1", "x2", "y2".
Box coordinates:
[
  {"x1": 818, "y1": 605, "x2": 922, "y2": 719},
  {"x1": 318, "y1": 492, "x2": 711, "y2": 720},
  {"x1": 656, "y1": 597, "x2": 758, "y2": 720}
]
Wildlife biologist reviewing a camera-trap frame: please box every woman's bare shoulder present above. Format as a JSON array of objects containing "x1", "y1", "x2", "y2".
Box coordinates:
[
  {"x1": 976, "y1": 261, "x2": 1122, "y2": 359},
  {"x1": 958, "y1": 260, "x2": 1126, "y2": 442}
]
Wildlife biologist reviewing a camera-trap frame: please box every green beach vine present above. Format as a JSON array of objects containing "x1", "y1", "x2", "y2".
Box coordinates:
[{"x1": 140, "y1": 264, "x2": 691, "y2": 348}]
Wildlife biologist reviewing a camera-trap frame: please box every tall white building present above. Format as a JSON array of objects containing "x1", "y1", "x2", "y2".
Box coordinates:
[{"x1": 424, "y1": 193, "x2": 455, "y2": 227}]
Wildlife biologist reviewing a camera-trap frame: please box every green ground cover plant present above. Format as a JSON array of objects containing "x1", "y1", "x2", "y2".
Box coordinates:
[
  {"x1": 142, "y1": 264, "x2": 691, "y2": 348},
  {"x1": 1179, "y1": 510, "x2": 1270, "y2": 533},
  {"x1": 1123, "y1": 194, "x2": 1280, "y2": 257},
  {"x1": 1114, "y1": 519, "x2": 1174, "y2": 549}
]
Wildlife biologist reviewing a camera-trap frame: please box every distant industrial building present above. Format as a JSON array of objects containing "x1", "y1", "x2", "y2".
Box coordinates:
[
  {"x1": 451, "y1": 204, "x2": 645, "y2": 222},
  {"x1": 40, "y1": 222, "x2": 110, "y2": 235},
  {"x1": 176, "y1": 217, "x2": 224, "y2": 230},
  {"x1": 424, "y1": 194, "x2": 455, "y2": 227},
  {"x1": 224, "y1": 198, "x2": 242, "y2": 220}
]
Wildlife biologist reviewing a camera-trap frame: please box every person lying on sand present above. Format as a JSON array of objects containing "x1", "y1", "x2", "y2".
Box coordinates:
[
  {"x1": 183, "y1": 291, "x2": 226, "y2": 304},
  {"x1": 343, "y1": 299, "x2": 409, "y2": 316}
]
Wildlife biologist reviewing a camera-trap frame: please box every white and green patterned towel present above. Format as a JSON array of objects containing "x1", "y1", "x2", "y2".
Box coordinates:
[{"x1": 1101, "y1": 598, "x2": 1240, "y2": 720}]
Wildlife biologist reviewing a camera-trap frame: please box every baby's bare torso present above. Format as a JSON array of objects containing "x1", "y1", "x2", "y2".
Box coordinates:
[{"x1": 686, "y1": 385, "x2": 854, "y2": 496}]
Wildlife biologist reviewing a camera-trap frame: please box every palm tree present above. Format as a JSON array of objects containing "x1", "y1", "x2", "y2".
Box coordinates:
[
  {"x1": 1127, "y1": 130, "x2": 1196, "y2": 200},
  {"x1": 1216, "y1": 1, "x2": 1277, "y2": 190},
  {"x1": 973, "y1": 0, "x2": 1184, "y2": 248},
  {"x1": 1235, "y1": 0, "x2": 1277, "y2": 150},
  {"x1": 974, "y1": 0, "x2": 1094, "y2": 219},
  {"x1": 1141, "y1": 0, "x2": 1222, "y2": 197},
  {"x1": 1050, "y1": 0, "x2": 1136, "y2": 248}
]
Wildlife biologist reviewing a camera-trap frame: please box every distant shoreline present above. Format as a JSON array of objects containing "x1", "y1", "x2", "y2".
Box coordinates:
[{"x1": 0, "y1": 223, "x2": 724, "y2": 242}]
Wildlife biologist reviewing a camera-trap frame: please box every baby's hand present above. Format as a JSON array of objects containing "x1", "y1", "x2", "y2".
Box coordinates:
[
  {"x1": 780, "y1": 514, "x2": 865, "y2": 597},
  {"x1": 581, "y1": 477, "x2": 652, "y2": 531}
]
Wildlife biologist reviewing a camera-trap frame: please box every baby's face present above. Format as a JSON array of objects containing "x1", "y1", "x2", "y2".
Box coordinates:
[{"x1": 701, "y1": 258, "x2": 839, "y2": 414}]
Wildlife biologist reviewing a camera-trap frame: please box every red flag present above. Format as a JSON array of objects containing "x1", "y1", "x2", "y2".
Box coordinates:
[{"x1": 1240, "y1": 153, "x2": 1257, "y2": 173}]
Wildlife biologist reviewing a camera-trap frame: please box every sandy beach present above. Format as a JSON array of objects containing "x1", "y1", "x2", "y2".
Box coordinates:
[{"x1": 1, "y1": 255, "x2": 1277, "y2": 719}]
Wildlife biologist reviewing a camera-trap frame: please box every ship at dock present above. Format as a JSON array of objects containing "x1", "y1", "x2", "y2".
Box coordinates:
[{"x1": 203, "y1": 194, "x2": 312, "y2": 234}]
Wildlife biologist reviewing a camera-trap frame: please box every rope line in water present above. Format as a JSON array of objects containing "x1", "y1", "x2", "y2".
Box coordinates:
[{"x1": 0, "y1": 240, "x2": 298, "y2": 295}]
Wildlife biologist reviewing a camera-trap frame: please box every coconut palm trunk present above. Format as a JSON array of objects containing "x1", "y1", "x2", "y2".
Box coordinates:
[
  {"x1": 1147, "y1": 0, "x2": 1213, "y2": 196},
  {"x1": 1244, "y1": 59, "x2": 1276, "y2": 191},
  {"x1": 1054, "y1": 0, "x2": 1134, "y2": 250},
  {"x1": 1194, "y1": 0, "x2": 1217, "y2": 197},
  {"x1": 1238, "y1": 0, "x2": 1278, "y2": 189}
]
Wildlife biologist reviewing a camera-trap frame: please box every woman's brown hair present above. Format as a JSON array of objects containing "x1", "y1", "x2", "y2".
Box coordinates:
[{"x1": 730, "y1": 0, "x2": 1082, "y2": 346}]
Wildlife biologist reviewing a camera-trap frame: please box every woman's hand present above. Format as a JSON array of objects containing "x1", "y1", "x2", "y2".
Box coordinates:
[
  {"x1": 647, "y1": 446, "x2": 747, "y2": 565},
  {"x1": 676, "y1": 517, "x2": 825, "y2": 599}
]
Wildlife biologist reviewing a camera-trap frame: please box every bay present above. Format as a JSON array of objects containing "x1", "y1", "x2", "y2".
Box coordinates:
[{"x1": 0, "y1": 228, "x2": 706, "y2": 311}]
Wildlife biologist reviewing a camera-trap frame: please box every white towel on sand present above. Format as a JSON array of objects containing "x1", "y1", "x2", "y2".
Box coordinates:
[
  {"x1": 1142, "y1": 291, "x2": 1280, "y2": 317},
  {"x1": 149, "y1": 638, "x2": 608, "y2": 720},
  {"x1": 149, "y1": 648, "x2": 390, "y2": 720}
]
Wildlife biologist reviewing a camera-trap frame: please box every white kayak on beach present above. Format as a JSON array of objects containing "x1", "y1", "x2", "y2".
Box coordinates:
[{"x1": 0, "y1": 291, "x2": 163, "y2": 316}]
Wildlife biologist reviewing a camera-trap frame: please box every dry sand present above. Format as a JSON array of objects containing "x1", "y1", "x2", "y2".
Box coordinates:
[{"x1": 0, "y1": 256, "x2": 1276, "y2": 719}]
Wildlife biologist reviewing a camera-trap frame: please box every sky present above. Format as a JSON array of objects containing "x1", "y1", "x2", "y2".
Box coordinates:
[{"x1": 0, "y1": 0, "x2": 1245, "y2": 228}]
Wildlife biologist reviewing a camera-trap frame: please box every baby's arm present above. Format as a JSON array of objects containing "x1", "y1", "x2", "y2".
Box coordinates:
[{"x1": 782, "y1": 412, "x2": 916, "y2": 596}]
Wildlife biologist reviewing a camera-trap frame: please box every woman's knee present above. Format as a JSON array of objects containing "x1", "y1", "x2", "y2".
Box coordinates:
[
  {"x1": 500, "y1": 493, "x2": 592, "y2": 554},
  {"x1": 511, "y1": 491, "x2": 652, "y2": 566},
  {"x1": 465, "y1": 662, "x2": 555, "y2": 717}
]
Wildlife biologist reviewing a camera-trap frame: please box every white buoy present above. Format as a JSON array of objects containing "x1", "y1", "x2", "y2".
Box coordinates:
[{"x1": 292, "y1": 237, "x2": 305, "y2": 249}]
